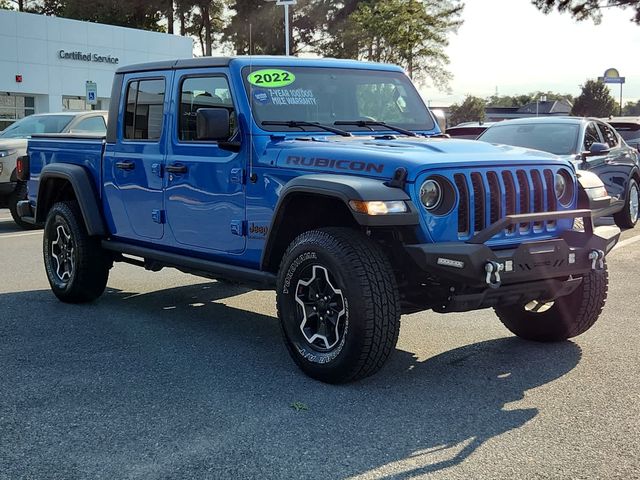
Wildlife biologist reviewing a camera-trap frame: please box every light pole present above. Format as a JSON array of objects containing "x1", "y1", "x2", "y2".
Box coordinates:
[
  {"x1": 536, "y1": 94, "x2": 547, "y2": 117},
  {"x1": 265, "y1": 0, "x2": 297, "y2": 56}
]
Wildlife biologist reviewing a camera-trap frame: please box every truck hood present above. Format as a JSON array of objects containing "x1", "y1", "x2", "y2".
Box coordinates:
[
  {"x1": 0, "y1": 138, "x2": 28, "y2": 152},
  {"x1": 272, "y1": 136, "x2": 566, "y2": 181}
]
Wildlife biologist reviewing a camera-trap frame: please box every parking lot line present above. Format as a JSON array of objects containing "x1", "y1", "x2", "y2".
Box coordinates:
[{"x1": 0, "y1": 231, "x2": 42, "y2": 239}]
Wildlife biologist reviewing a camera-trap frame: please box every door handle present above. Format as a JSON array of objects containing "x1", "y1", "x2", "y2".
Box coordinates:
[
  {"x1": 166, "y1": 164, "x2": 188, "y2": 174},
  {"x1": 115, "y1": 161, "x2": 135, "y2": 171}
]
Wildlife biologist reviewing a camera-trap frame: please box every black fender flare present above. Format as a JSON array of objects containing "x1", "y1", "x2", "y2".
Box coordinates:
[
  {"x1": 36, "y1": 163, "x2": 107, "y2": 236},
  {"x1": 260, "y1": 174, "x2": 419, "y2": 270}
]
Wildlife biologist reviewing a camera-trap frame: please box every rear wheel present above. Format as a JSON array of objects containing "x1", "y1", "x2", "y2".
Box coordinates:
[
  {"x1": 8, "y1": 182, "x2": 37, "y2": 230},
  {"x1": 614, "y1": 178, "x2": 639, "y2": 229},
  {"x1": 495, "y1": 264, "x2": 608, "y2": 342},
  {"x1": 43, "y1": 201, "x2": 110, "y2": 303},
  {"x1": 276, "y1": 227, "x2": 401, "y2": 383}
]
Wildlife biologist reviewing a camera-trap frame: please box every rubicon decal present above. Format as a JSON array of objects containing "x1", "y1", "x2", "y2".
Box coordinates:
[{"x1": 286, "y1": 156, "x2": 384, "y2": 174}]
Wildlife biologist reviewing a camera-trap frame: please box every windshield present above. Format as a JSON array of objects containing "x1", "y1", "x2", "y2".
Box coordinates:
[
  {"x1": 478, "y1": 123, "x2": 580, "y2": 155},
  {"x1": 0, "y1": 115, "x2": 75, "y2": 139},
  {"x1": 242, "y1": 67, "x2": 435, "y2": 133}
]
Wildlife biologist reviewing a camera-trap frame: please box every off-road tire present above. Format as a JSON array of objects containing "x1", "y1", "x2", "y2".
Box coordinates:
[
  {"x1": 8, "y1": 182, "x2": 37, "y2": 230},
  {"x1": 495, "y1": 263, "x2": 608, "y2": 342},
  {"x1": 614, "y1": 177, "x2": 639, "y2": 229},
  {"x1": 43, "y1": 201, "x2": 110, "y2": 303},
  {"x1": 276, "y1": 227, "x2": 401, "y2": 383}
]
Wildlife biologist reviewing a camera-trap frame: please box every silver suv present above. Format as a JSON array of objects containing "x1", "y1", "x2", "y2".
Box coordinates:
[{"x1": 0, "y1": 111, "x2": 107, "y2": 228}]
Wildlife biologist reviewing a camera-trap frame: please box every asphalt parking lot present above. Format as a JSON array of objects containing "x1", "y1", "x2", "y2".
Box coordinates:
[{"x1": 1, "y1": 209, "x2": 639, "y2": 480}]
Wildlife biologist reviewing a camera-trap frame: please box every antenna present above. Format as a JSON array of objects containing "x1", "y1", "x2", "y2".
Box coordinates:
[{"x1": 248, "y1": 23, "x2": 257, "y2": 183}]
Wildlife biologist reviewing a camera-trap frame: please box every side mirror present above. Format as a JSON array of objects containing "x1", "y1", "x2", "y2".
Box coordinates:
[
  {"x1": 196, "y1": 108, "x2": 231, "y2": 141},
  {"x1": 588, "y1": 142, "x2": 610, "y2": 156},
  {"x1": 580, "y1": 142, "x2": 610, "y2": 162}
]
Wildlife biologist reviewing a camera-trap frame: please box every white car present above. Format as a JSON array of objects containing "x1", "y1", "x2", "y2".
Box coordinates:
[{"x1": 0, "y1": 111, "x2": 107, "y2": 228}]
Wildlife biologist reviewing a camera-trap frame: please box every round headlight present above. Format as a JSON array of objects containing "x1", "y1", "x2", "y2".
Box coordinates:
[
  {"x1": 555, "y1": 170, "x2": 574, "y2": 206},
  {"x1": 555, "y1": 172, "x2": 567, "y2": 200},
  {"x1": 420, "y1": 179, "x2": 442, "y2": 210}
]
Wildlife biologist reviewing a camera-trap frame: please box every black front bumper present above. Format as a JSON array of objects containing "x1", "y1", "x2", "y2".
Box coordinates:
[{"x1": 405, "y1": 210, "x2": 620, "y2": 312}]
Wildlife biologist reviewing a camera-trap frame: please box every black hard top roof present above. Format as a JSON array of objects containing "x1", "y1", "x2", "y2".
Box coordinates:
[{"x1": 116, "y1": 57, "x2": 234, "y2": 74}]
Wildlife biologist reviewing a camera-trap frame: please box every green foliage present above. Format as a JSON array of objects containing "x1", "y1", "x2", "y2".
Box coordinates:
[
  {"x1": 572, "y1": 80, "x2": 617, "y2": 117},
  {"x1": 338, "y1": 0, "x2": 463, "y2": 88},
  {"x1": 532, "y1": 0, "x2": 640, "y2": 24},
  {"x1": 449, "y1": 95, "x2": 486, "y2": 126},
  {"x1": 486, "y1": 91, "x2": 574, "y2": 108},
  {"x1": 623, "y1": 100, "x2": 640, "y2": 116}
]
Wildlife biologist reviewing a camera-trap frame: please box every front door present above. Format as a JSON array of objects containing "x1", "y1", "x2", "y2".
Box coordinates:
[
  {"x1": 164, "y1": 69, "x2": 246, "y2": 254},
  {"x1": 103, "y1": 74, "x2": 169, "y2": 240}
]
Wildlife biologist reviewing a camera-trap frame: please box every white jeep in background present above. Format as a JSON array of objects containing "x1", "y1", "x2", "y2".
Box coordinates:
[{"x1": 0, "y1": 111, "x2": 107, "y2": 228}]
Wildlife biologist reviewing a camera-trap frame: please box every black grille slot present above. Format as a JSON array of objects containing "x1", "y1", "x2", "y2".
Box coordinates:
[
  {"x1": 502, "y1": 171, "x2": 516, "y2": 233},
  {"x1": 487, "y1": 172, "x2": 501, "y2": 225},
  {"x1": 471, "y1": 172, "x2": 485, "y2": 232},
  {"x1": 531, "y1": 170, "x2": 544, "y2": 229},
  {"x1": 544, "y1": 169, "x2": 557, "y2": 228},
  {"x1": 516, "y1": 170, "x2": 530, "y2": 232},
  {"x1": 454, "y1": 174, "x2": 469, "y2": 235}
]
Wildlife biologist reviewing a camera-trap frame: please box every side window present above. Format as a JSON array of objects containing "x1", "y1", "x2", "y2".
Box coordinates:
[
  {"x1": 73, "y1": 116, "x2": 106, "y2": 134},
  {"x1": 179, "y1": 76, "x2": 235, "y2": 142},
  {"x1": 584, "y1": 122, "x2": 601, "y2": 150},
  {"x1": 597, "y1": 122, "x2": 619, "y2": 148},
  {"x1": 124, "y1": 79, "x2": 165, "y2": 141}
]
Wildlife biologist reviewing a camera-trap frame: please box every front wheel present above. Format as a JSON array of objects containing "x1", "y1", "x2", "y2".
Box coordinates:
[
  {"x1": 495, "y1": 264, "x2": 608, "y2": 342},
  {"x1": 276, "y1": 227, "x2": 401, "y2": 383},
  {"x1": 43, "y1": 201, "x2": 110, "y2": 303},
  {"x1": 614, "y1": 177, "x2": 639, "y2": 229}
]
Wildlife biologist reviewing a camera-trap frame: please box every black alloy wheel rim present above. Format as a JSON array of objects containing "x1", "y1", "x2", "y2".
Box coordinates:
[{"x1": 294, "y1": 264, "x2": 346, "y2": 351}]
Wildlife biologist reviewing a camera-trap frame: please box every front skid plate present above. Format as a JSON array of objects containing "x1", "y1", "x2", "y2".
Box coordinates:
[{"x1": 405, "y1": 225, "x2": 619, "y2": 289}]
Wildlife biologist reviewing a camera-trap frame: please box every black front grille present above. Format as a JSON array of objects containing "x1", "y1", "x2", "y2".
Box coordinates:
[{"x1": 454, "y1": 168, "x2": 559, "y2": 239}]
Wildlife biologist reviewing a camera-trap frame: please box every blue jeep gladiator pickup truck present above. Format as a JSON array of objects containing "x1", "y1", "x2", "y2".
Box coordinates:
[{"x1": 17, "y1": 57, "x2": 620, "y2": 383}]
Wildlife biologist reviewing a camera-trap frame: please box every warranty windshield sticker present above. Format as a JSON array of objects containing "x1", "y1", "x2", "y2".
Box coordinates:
[
  {"x1": 267, "y1": 89, "x2": 318, "y2": 106},
  {"x1": 247, "y1": 69, "x2": 296, "y2": 88}
]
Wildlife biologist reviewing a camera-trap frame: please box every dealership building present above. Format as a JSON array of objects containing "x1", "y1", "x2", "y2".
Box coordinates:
[{"x1": 0, "y1": 9, "x2": 193, "y2": 130}]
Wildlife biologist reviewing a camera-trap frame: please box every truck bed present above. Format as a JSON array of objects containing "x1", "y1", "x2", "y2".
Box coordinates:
[{"x1": 27, "y1": 134, "x2": 105, "y2": 205}]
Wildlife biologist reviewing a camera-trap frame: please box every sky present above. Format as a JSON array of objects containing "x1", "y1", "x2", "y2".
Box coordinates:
[{"x1": 420, "y1": 0, "x2": 640, "y2": 107}]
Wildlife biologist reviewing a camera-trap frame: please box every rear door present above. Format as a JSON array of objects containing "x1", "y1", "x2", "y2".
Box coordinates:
[
  {"x1": 103, "y1": 73, "x2": 169, "y2": 240},
  {"x1": 164, "y1": 68, "x2": 246, "y2": 254}
]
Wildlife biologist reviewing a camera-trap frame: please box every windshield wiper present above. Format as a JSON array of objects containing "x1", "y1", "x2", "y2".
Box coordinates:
[
  {"x1": 261, "y1": 121, "x2": 352, "y2": 137},
  {"x1": 334, "y1": 120, "x2": 419, "y2": 137}
]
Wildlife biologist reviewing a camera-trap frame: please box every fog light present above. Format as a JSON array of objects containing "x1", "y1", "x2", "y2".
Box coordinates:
[{"x1": 349, "y1": 200, "x2": 408, "y2": 215}]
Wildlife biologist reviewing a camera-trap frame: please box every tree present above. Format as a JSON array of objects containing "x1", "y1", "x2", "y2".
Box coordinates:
[
  {"x1": 486, "y1": 91, "x2": 574, "y2": 108},
  {"x1": 531, "y1": 0, "x2": 640, "y2": 24},
  {"x1": 449, "y1": 95, "x2": 486, "y2": 126},
  {"x1": 623, "y1": 100, "x2": 640, "y2": 115},
  {"x1": 572, "y1": 79, "x2": 617, "y2": 117},
  {"x1": 334, "y1": 0, "x2": 463, "y2": 88}
]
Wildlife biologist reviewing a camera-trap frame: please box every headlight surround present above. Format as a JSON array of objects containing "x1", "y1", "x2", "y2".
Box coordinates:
[
  {"x1": 555, "y1": 169, "x2": 574, "y2": 206},
  {"x1": 420, "y1": 179, "x2": 442, "y2": 210}
]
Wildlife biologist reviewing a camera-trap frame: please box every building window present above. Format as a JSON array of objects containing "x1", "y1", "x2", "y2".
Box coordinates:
[{"x1": 0, "y1": 93, "x2": 35, "y2": 131}]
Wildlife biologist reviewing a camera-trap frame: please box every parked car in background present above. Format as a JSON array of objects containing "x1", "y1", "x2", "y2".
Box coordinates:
[
  {"x1": 446, "y1": 122, "x2": 495, "y2": 139},
  {"x1": 601, "y1": 116, "x2": 640, "y2": 152},
  {"x1": 0, "y1": 111, "x2": 107, "y2": 228},
  {"x1": 477, "y1": 117, "x2": 640, "y2": 228},
  {"x1": 446, "y1": 122, "x2": 494, "y2": 140}
]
